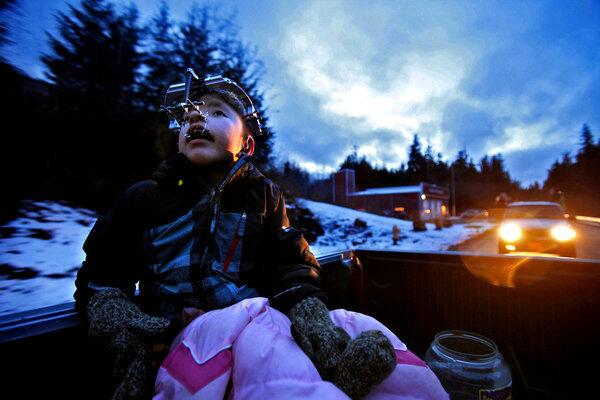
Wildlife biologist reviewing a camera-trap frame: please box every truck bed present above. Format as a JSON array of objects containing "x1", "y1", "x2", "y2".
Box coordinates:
[{"x1": 2, "y1": 249, "x2": 598, "y2": 399}]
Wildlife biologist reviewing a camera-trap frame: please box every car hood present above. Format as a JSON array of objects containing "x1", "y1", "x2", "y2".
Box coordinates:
[{"x1": 502, "y1": 219, "x2": 569, "y2": 230}]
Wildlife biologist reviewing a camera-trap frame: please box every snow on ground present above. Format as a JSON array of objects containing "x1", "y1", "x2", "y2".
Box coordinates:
[
  {"x1": 299, "y1": 199, "x2": 493, "y2": 257},
  {"x1": 0, "y1": 200, "x2": 97, "y2": 315},
  {"x1": 0, "y1": 199, "x2": 492, "y2": 316}
]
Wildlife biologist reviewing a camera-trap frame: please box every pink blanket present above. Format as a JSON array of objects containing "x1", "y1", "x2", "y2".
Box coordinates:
[{"x1": 154, "y1": 297, "x2": 448, "y2": 399}]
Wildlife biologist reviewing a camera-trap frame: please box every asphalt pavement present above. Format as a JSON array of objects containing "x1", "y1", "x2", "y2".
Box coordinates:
[{"x1": 453, "y1": 220, "x2": 600, "y2": 260}]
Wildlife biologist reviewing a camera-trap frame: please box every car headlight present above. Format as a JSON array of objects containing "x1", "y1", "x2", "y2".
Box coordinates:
[
  {"x1": 551, "y1": 225, "x2": 576, "y2": 241},
  {"x1": 499, "y1": 223, "x2": 522, "y2": 242}
]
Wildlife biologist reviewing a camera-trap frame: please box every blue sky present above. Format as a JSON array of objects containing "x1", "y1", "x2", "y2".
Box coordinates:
[{"x1": 4, "y1": 0, "x2": 600, "y2": 184}]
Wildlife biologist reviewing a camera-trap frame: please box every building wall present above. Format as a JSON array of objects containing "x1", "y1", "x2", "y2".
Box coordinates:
[
  {"x1": 421, "y1": 183, "x2": 450, "y2": 219},
  {"x1": 332, "y1": 169, "x2": 355, "y2": 207},
  {"x1": 332, "y1": 170, "x2": 450, "y2": 219},
  {"x1": 349, "y1": 193, "x2": 420, "y2": 218},
  {"x1": 422, "y1": 182, "x2": 449, "y2": 199}
]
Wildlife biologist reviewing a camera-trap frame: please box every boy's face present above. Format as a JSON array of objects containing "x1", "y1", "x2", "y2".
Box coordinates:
[{"x1": 178, "y1": 94, "x2": 247, "y2": 167}]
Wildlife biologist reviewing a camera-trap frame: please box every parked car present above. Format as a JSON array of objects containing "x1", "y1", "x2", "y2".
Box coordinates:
[
  {"x1": 460, "y1": 209, "x2": 489, "y2": 219},
  {"x1": 498, "y1": 201, "x2": 576, "y2": 257}
]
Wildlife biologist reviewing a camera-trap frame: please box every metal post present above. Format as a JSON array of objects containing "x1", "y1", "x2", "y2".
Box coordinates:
[
  {"x1": 451, "y1": 163, "x2": 456, "y2": 217},
  {"x1": 184, "y1": 68, "x2": 199, "y2": 103}
]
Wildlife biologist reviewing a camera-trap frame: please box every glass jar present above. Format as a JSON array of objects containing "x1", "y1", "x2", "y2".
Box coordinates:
[{"x1": 424, "y1": 330, "x2": 512, "y2": 400}]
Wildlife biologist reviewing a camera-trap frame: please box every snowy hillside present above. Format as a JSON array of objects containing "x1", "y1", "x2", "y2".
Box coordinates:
[
  {"x1": 299, "y1": 199, "x2": 492, "y2": 256},
  {"x1": 0, "y1": 199, "x2": 492, "y2": 316},
  {"x1": 0, "y1": 201, "x2": 97, "y2": 315}
]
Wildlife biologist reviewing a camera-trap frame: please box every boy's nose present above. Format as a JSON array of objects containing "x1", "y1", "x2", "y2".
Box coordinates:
[
  {"x1": 186, "y1": 109, "x2": 207, "y2": 123},
  {"x1": 184, "y1": 107, "x2": 206, "y2": 124}
]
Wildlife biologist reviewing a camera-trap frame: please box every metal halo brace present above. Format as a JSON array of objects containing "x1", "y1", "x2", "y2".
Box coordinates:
[{"x1": 161, "y1": 68, "x2": 266, "y2": 138}]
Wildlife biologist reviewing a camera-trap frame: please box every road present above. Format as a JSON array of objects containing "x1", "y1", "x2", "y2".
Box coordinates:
[{"x1": 455, "y1": 220, "x2": 600, "y2": 260}]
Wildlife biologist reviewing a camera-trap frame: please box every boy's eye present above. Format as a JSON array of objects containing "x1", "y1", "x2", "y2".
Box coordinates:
[{"x1": 213, "y1": 110, "x2": 228, "y2": 117}]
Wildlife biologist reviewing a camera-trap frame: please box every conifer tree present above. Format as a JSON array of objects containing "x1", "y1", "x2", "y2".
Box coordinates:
[
  {"x1": 424, "y1": 143, "x2": 436, "y2": 182},
  {"x1": 0, "y1": 0, "x2": 17, "y2": 49},
  {"x1": 406, "y1": 134, "x2": 427, "y2": 183},
  {"x1": 176, "y1": 3, "x2": 216, "y2": 79},
  {"x1": 41, "y1": 0, "x2": 147, "y2": 208},
  {"x1": 42, "y1": 0, "x2": 142, "y2": 116},
  {"x1": 579, "y1": 123, "x2": 594, "y2": 155},
  {"x1": 451, "y1": 149, "x2": 479, "y2": 211},
  {"x1": 574, "y1": 124, "x2": 600, "y2": 214},
  {"x1": 111, "y1": 3, "x2": 144, "y2": 112},
  {"x1": 143, "y1": 0, "x2": 178, "y2": 110},
  {"x1": 0, "y1": 0, "x2": 28, "y2": 213},
  {"x1": 339, "y1": 146, "x2": 378, "y2": 189},
  {"x1": 433, "y1": 152, "x2": 449, "y2": 184}
]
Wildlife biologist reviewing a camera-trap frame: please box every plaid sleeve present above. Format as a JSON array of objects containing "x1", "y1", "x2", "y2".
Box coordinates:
[{"x1": 262, "y1": 184, "x2": 328, "y2": 314}]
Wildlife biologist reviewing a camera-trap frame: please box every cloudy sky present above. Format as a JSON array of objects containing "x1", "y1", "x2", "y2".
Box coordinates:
[{"x1": 5, "y1": 0, "x2": 600, "y2": 184}]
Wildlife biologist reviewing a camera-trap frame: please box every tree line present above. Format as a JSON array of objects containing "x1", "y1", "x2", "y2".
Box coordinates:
[
  {"x1": 0, "y1": 0, "x2": 274, "y2": 217},
  {"x1": 544, "y1": 124, "x2": 600, "y2": 216},
  {"x1": 280, "y1": 127, "x2": 600, "y2": 217}
]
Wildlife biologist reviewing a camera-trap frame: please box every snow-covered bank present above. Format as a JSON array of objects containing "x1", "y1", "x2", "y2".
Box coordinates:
[
  {"x1": 0, "y1": 199, "x2": 492, "y2": 316},
  {"x1": 0, "y1": 201, "x2": 96, "y2": 315},
  {"x1": 299, "y1": 199, "x2": 493, "y2": 256}
]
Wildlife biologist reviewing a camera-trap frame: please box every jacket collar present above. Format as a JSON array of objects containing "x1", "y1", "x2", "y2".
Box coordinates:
[
  {"x1": 152, "y1": 153, "x2": 254, "y2": 195},
  {"x1": 214, "y1": 154, "x2": 250, "y2": 195}
]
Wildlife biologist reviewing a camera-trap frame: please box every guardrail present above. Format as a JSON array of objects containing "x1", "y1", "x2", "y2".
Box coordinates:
[{"x1": 575, "y1": 214, "x2": 600, "y2": 225}]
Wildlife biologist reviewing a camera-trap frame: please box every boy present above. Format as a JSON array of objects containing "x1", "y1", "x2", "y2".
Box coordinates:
[{"x1": 75, "y1": 71, "x2": 395, "y2": 399}]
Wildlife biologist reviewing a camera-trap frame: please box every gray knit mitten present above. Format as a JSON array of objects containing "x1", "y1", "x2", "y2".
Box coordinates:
[
  {"x1": 289, "y1": 297, "x2": 351, "y2": 380},
  {"x1": 87, "y1": 288, "x2": 171, "y2": 400},
  {"x1": 331, "y1": 330, "x2": 397, "y2": 400},
  {"x1": 289, "y1": 297, "x2": 397, "y2": 400}
]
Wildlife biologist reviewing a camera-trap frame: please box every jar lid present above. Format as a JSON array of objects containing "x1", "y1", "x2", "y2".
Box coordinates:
[{"x1": 432, "y1": 330, "x2": 498, "y2": 363}]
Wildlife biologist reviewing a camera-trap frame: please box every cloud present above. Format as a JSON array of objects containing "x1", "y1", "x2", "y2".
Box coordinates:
[
  {"x1": 267, "y1": 0, "x2": 600, "y2": 184},
  {"x1": 274, "y1": 0, "x2": 475, "y2": 167},
  {"x1": 441, "y1": 101, "x2": 496, "y2": 155},
  {"x1": 11, "y1": 0, "x2": 597, "y2": 184}
]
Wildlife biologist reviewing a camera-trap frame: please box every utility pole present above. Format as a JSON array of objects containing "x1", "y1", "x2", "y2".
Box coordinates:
[{"x1": 451, "y1": 163, "x2": 456, "y2": 216}]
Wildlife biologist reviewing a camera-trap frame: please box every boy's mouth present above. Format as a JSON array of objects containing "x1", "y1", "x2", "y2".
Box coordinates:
[{"x1": 186, "y1": 125, "x2": 214, "y2": 142}]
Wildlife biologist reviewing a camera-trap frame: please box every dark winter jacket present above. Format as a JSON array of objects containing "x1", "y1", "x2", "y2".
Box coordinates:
[{"x1": 74, "y1": 153, "x2": 326, "y2": 330}]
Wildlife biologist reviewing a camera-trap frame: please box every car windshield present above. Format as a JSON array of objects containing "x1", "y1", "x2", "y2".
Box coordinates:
[{"x1": 504, "y1": 205, "x2": 564, "y2": 219}]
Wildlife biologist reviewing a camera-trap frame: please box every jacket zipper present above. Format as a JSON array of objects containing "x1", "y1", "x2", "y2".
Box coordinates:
[
  {"x1": 199, "y1": 189, "x2": 217, "y2": 273},
  {"x1": 222, "y1": 212, "x2": 246, "y2": 273},
  {"x1": 200, "y1": 156, "x2": 249, "y2": 274},
  {"x1": 209, "y1": 189, "x2": 218, "y2": 234},
  {"x1": 237, "y1": 212, "x2": 247, "y2": 237}
]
